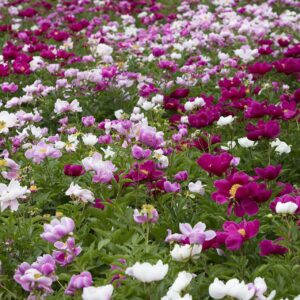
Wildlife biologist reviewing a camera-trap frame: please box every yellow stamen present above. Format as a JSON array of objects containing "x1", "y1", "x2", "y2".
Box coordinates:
[
  {"x1": 238, "y1": 229, "x2": 246, "y2": 236},
  {"x1": 0, "y1": 159, "x2": 8, "y2": 167},
  {"x1": 229, "y1": 184, "x2": 242, "y2": 199},
  {"x1": 0, "y1": 121, "x2": 6, "y2": 131}
]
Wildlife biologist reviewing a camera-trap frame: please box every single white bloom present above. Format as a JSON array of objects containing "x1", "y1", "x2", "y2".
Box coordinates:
[
  {"x1": 114, "y1": 109, "x2": 124, "y2": 120},
  {"x1": 275, "y1": 202, "x2": 298, "y2": 214},
  {"x1": 209, "y1": 278, "x2": 227, "y2": 299},
  {"x1": 95, "y1": 44, "x2": 113, "y2": 57},
  {"x1": 171, "y1": 244, "x2": 202, "y2": 261},
  {"x1": 142, "y1": 101, "x2": 155, "y2": 111},
  {"x1": 82, "y1": 285, "x2": 114, "y2": 300},
  {"x1": 82, "y1": 134, "x2": 98, "y2": 146},
  {"x1": 125, "y1": 260, "x2": 168, "y2": 283},
  {"x1": 238, "y1": 137, "x2": 256, "y2": 148},
  {"x1": 217, "y1": 115, "x2": 235, "y2": 126},
  {"x1": 0, "y1": 180, "x2": 28, "y2": 212},
  {"x1": 0, "y1": 111, "x2": 18, "y2": 134},
  {"x1": 66, "y1": 182, "x2": 95, "y2": 203},
  {"x1": 188, "y1": 181, "x2": 205, "y2": 195}
]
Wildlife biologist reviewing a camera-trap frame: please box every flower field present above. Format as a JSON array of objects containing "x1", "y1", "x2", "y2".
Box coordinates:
[{"x1": 0, "y1": 0, "x2": 300, "y2": 299}]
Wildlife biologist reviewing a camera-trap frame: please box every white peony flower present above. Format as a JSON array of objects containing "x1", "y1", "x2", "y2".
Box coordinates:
[
  {"x1": 95, "y1": 43, "x2": 113, "y2": 57},
  {"x1": 209, "y1": 278, "x2": 255, "y2": 300},
  {"x1": 188, "y1": 181, "x2": 205, "y2": 195},
  {"x1": 170, "y1": 244, "x2": 202, "y2": 261},
  {"x1": 82, "y1": 285, "x2": 114, "y2": 300},
  {"x1": 275, "y1": 202, "x2": 298, "y2": 214},
  {"x1": 125, "y1": 260, "x2": 168, "y2": 283},
  {"x1": 217, "y1": 115, "x2": 235, "y2": 126},
  {"x1": 82, "y1": 134, "x2": 98, "y2": 146},
  {"x1": 0, "y1": 111, "x2": 18, "y2": 134},
  {"x1": 65, "y1": 182, "x2": 95, "y2": 203},
  {"x1": 270, "y1": 139, "x2": 291, "y2": 155},
  {"x1": 238, "y1": 137, "x2": 256, "y2": 148},
  {"x1": 0, "y1": 180, "x2": 28, "y2": 212}
]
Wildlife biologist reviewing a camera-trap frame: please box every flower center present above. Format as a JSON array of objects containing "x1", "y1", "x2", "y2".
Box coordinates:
[
  {"x1": 142, "y1": 204, "x2": 155, "y2": 214},
  {"x1": 0, "y1": 121, "x2": 6, "y2": 131},
  {"x1": 238, "y1": 229, "x2": 246, "y2": 236},
  {"x1": 39, "y1": 148, "x2": 47, "y2": 153},
  {"x1": 229, "y1": 184, "x2": 242, "y2": 199},
  {"x1": 0, "y1": 159, "x2": 7, "y2": 167},
  {"x1": 34, "y1": 273, "x2": 42, "y2": 279}
]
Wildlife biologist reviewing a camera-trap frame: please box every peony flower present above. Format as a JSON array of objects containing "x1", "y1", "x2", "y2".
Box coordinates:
[
  {"x1": 270, "y1": 139, "x2": 291, "y2": 154},
  {"x1": 0, "y1": 180, "x2": 28, "y2": 212},
  {"x1": 254, "y1": 165, "x2": 281, "y2": 180},
  {"x1": 216, "y1": 115, "x2": 235, "y2": 126},
  {"x1": 65, "y1": 182, "x2": 95, "y2": 203},
  {"x1": 125, "y1": 260, "x2": 168, "y2": 283},
  {"x1": 82, "y1": 285, "x2": 114, "y2": 300},
  {"x1": 220, "y1": 220, "x2": 260, "y2": 251},
  {"x1": 133, "y1": 204, "x2": 159, "y2": 224},
  {"x1": 41, "y1": 217, "x2": 75, "y2": 243},
  {"x1": 275, "y1": 202, "x2": 298, "y2": 214},
  {"x1": 54, "y1": 99, "x2": 82, "y2": 114},
  {"x1": 165, "y1": 222, "x2": 216, "y2": 245},
  {"x1": 162, "y1": 271, "x2": 194, "y2": 300},
  {"x1": 209, "y1": 278, "x2": 255, "y2": 300},
  {"x1": 65, "y1": 271, "x2": 93, "y2": 295},
  {"x1": 82, "y1": 134, "x2": 98, "y2": 146},
  {"x1": 170, "y1": 244, "x2": 202, "y2": 261},
  {"x1": 0, "y1": 111, "x2": 18, "y2": 134},
  {"x1": 188, "y1": 181, "x2": 205, "y2": 195},
  {"x1": 238, "y1": 137, "x2": 256, "y2": 148},
  {"x1": 197, "y1": 153, "x2": 233, "y2": 177},
  {"x1": 259, "y1": 239, "x2": 288, "y2": 256},
  {"x1": 64, "y1": 164, "x2": 85, "y2": 177}
]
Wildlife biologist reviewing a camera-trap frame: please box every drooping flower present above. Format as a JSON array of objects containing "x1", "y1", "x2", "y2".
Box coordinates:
[
  {"x1": 165, "y1": 222, "x2": 216, "y2": 245},
  {"x1": 125, "y1": 260, "x2": 168, "y2": 283}
]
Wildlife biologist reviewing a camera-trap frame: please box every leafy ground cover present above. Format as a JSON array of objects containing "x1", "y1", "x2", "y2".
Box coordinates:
[{"x1": 0, "y1": 0, "x2": 300, "y2": 299}]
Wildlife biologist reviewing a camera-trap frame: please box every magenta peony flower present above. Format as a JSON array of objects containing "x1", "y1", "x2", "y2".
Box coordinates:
[
  {"x1": 163, "y1": 181, "x2": 181, "y2": 193},
  {"x1": 221, "y1": 220, "x2": 260, "y2": 251},
  {"x1": 246, "y1": 120, "x2": 281, "y2": 141},
  {"x1": 197, "y1": 152, "x2": 233, "y2": 177},
  {"x1": 64, "y1": 164, "x2": 85, "y2": 177},
  {"x1": 259, "y1": 239, "x2": 288, "y2": 256},
  {"x1": 254, "y1": 165, "x2": 282, "y2": 180}
]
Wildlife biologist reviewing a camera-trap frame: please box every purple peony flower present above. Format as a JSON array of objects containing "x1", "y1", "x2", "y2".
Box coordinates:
[
  {"x1": 41, "y1": 217, "x2": 75, "y2": 243},
  {"x1": 165, "y1": 222, "x2": 216, "y2": 245}
]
